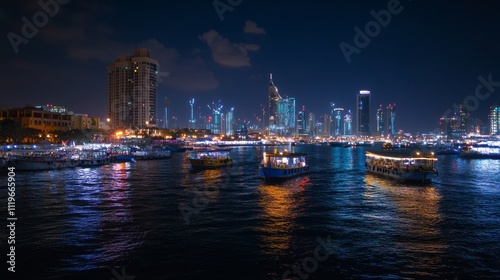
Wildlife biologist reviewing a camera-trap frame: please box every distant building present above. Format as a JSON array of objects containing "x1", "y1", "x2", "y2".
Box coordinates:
[
  {"x1": 344, "y1": 110, "x2": 353, "y2": 135},
  {"x1": 296, "y1": 106, "x2": 307, "y2": 136},
  {"x1": 268, "y1": 73, "x2": 282, "y2": 135},
  {"x1": 356, "y1": 90, "x2": 371, "y2": 136},
  {"x1": 307, "y1": 112, "x2": 316, "y2": 137},
  {"x1": 277, "y1": 97, "x2": 295, "y2": 136},
  {"x1": 490, "y1": 104, "x2": 500, "y2": 135},
  {"x1": 225, "y1": 108, "x2": 234, "y2": 135},
  {"x1": 376, "y1": 105, "x2": 385, "y2": 136},
  {"x1": 438, "y1": 114, "x2": 460, "y2": 139},
  {"x1": 0, "y1": 106, "x2": 101, "y2": 133},
  {"x1": 386, "y1": 103, "x2": 396, "y2": 137},
  {"x1": 459, "y1": 103, "x2": 471, "y2": 136},
  {"x1": 333, "y1": 108, "x2": 344, "y2": 136},
  {"x1": 321, "y1": 114, "x2": 331, "y2": 137},
  {"x1": 108, "y1": 48, "x2": 159, "y2": 129},
  {"x1": 35, "y1": 104, "x2": 69, "y2": 114},
  {"x1": 70, "y1": 114, "x2": 100, "y2": 130}
]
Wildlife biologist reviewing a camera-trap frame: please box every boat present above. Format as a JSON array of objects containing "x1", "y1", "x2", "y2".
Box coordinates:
[
  {"x1": 365, "y1": 150, "x2": 438, "y2": 183},
  {"x1": 434, "y1": 146, "x2": 460, "y2": 155},
  {"x1": 110, "y1": 146, "x2": 135, "y2": 162},
  {"x1": 78, "y1": 151, "x2": 111, "y2": 167},
  {"x1": 354, "y1": 141, "x2": 373, "y2": 147},
  {"x1": 382, "y1": 142, "x2": 394, "y2": 150},
  {"x1": 188, "y1": 149, "x2": 233, "y2": 169},
  {"x1": 7, "y1": 154, "x2": 80, "y2": 171},
  {"x1": 329, "y1": 141, "x2": 346, "y2": 147},
  {"x1": 133, "y1": 149, "x2": 171, "y2": 160},
  {"x1": 258, "y1": 151, "x2": 310, "y2": 180},
  {"x1": 460, "y1": 143, "x2": 500, "y2": 159}
]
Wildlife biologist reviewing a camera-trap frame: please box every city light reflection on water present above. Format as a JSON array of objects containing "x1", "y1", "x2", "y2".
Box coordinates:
[
  {"x1": 364, "y1": 174, "x2": 446, "y2": 278},
  {"x1": 257, "y1": 177, "x2": 311, "y2": 257}
]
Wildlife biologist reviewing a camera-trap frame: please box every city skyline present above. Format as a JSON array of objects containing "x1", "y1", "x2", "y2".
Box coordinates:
[{"x1": 2, "y1": 1, "x2": 500, "y2": 134}]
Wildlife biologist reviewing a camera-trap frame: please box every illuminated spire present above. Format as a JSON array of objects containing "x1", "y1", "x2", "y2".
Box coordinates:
[{"x1": 269, "y1": 73, "x2": 274, "y2": 86}]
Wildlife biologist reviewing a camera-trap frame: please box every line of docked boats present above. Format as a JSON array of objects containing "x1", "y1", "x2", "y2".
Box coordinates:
[
  {"x1": 4, "y1": 138, "x2": 499, "y2": 184},
  {"x1": 1, "y1": 144, "x2": 172, "y2": 171}
]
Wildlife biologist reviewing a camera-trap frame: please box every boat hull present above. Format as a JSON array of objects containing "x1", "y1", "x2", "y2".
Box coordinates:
[
  {"x1": 79, "y1": 157, "x2": 111, "y2": 167},
  {"x1": 366, "y1": 164, "x2": 437, "y2": 183},
  {"x1": 259, "y1": 166, "x2": 310, "y2": 180},
  {"x1": 8, "y1": 158, "x2": 79, "y2": 171},
  {"x1": 112, "y1": 155, "x2": 135, "y2": 162}
]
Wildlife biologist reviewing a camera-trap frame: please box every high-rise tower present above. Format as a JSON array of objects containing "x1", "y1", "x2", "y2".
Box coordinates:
[
  {"x1": 268, "y1": 73, "x2": 282, "y2": 135},
  {"x1": 356, "y1": 90, "x2": 371, "y2": 136},
  {"x1": 490, "y1": 104, "x2": 500, "y2": 135},
  {"x1": 108, "y1": 48, "x2": 158, "y2": 129},
  {"x1": 386, "y1": 103, "x2": 396, "y2": 137},
  {"x1": 189, "y1": 98, "x2": 195, "y2": 129},
  {"x1": 376, "y1": 105, "x2": 385, "y2": 136}
]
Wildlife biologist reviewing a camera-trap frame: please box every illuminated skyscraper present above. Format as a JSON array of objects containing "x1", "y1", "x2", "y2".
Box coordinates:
[
  {"x1": 208, "y1": 101, "x2": 223, "y2": 134},
  {"x1": 344, "y1": 110, "x2": 352, "y2": 135},
  {"x1": 356, "y1": 90, "x2": 371, "y2": 136},
  {"x1": 268, "y1": 73, "x2": 282, "y2": 135},
  {"x1": 376, "y1": 105, "x2": 385, "y2": 136},
  {"x1": 386, "y1": 103, "x2": 396, "y2": 137},
  {"x1": 277, "y1": 97, "x2": 295, "y2": 136},
  {"x1": 322, "y1": 114, "x2": 331, "y2": 137},
  {"x1": 333, "y1": 108, "x2": 344, "y2": 136},
  {"x1": 226, "y1": 107, "x2": 234, "y2": 135},
  {"x1": 307, "y1": 112, "x2": 316, "y2": 137},
  {"x1": 296, "y1": 106, "x2": 307, "y2": 136},
  {"x1": 439, "y1": 114, "x2": 460, "y2": 139},
  {"x1": 490, "y1": 104, "x2": 500, "y2": 135},
  {"x1": 108, "y1": 48, "x2": 158, "y2": 128},
  {"x1": 459, "y1": 103, "x2": 471, "y2": 135},
  {"x1": 189, "y1": 98, "x2": 195, "y2": 129}
]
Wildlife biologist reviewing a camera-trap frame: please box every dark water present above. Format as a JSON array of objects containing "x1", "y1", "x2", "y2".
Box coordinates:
[{"x1": 1, "y1": 145, "x2": 499, "y2": 279}]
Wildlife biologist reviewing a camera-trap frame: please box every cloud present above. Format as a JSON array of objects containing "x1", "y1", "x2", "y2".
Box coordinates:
[
  {"x1": 200, "y1": 29, "x2": 259, "y2": 67},
  {"x1": 244, "y1": 20, "x2": 266, "y2": 35}
]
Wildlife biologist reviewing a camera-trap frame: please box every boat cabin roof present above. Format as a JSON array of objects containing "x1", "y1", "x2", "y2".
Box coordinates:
[
  {"x1": 366, "y1": 150, "x2": 437, "y2": 161},
  {"x1": 263, "y1": 152, "x2": 307, "y2": 158}
]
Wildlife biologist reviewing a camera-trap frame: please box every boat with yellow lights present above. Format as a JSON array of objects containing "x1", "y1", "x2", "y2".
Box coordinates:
[
  {"x1": 365, "y1": 150, "x2": 438, "y2": 183},
  {"x1": 259, "y1": 151, "x2": 309, "y2": 180},
  {"x1": 188, "y1": 149, "x2": 233, "y2": 169}
]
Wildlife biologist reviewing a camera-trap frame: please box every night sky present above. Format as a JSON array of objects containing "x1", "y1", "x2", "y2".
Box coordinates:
[{"x1": 2, "y1": 0, "x2": 500, "y2": 134}]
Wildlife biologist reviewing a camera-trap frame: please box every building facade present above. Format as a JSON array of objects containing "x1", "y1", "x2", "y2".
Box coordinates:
[
  {"x1": 108, "y1": 48, "x2": 158, "y2": 129},
  {"x1": 357, "y1": 90, "x2": 371, "y2": 136},
  {"x1": 376, "y1": 105, "x2": 385, "y2": 136},
  {"x1": 333, "y1": 108, "x2": 344, "y2": 136},
  {"x1": 490, "y1": 104, "x2": 500, "y2": 135},
  {"x1": 344, "y1": 110, "x2": 352, "y2": 135},
  {"x1": 0, "y1": 107, "x2": 100, "y2": 133},
  {"x1": 268, "y1": 74, "x2": 282, "y2": 135},
  {"x1": 386, "y1": 103, "x2": 396, "y2": 137},
  {"x1": 296, "y1": 107, "x2": 307, "y2": 136},
  {"x1": 277, "y1": 97, "x2": 296, "y2": 136}
]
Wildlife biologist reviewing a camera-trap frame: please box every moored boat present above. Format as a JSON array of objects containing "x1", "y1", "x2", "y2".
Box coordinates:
[
  {"x1": 365, "y1": 150, "x2": 438, "y2": 183},
  {"x1": 258, "y1": 151, "x2": 310, "y2": 180},
  {"x1": 460, "y1": 142, "x2": 500, "y2": 159},
  {"x1": 7, "y1": 155, "x2": 79, "y2": 171},
  {"x1": 133, "y1": 149, "x2": 171, "y2": 160},
  {"x1": 188, "y1": 149, "x2": 233, "y2": 169}
]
